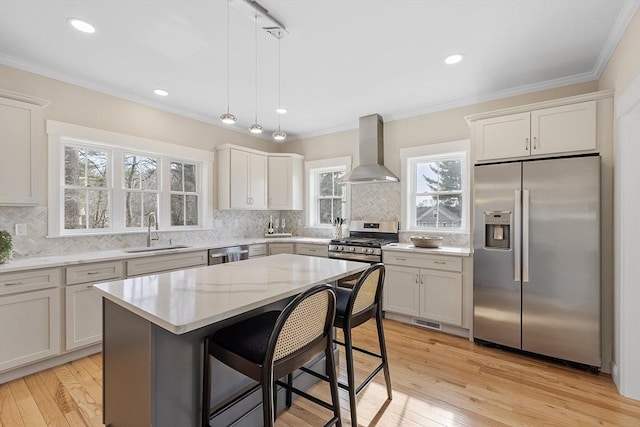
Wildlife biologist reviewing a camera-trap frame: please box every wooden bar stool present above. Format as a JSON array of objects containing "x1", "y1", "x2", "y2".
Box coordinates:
[
  {"x1": 303, "y1": 263, "x2": 392, "y2": 426},
  {"x1": 202, "y1": 284, "x2": 342, "y2": 427}
]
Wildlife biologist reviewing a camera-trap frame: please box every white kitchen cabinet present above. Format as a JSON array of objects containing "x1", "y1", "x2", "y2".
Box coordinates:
[
  {"x1": 126, "y1": 250, "x2": 208, "y2": 277},
  {"x1": 0, "y1": 267, "x2": 61, "y2": 372},
  {"x1": 65, "y1": 283, "x2": 102, "y2": 350},
  {"x1": 248, "y1": 244, "x2": 267, "y2": 258},
  {"x1": 268, "y1": 243, "x2": 294, "y2": 256},
  {"x1": 383, "y1": 251, "x2": 463, "y2": 327},
  {"x1": 268, "y1": 155, "x2": 304, "y2": 210},
  {"x1": 296, "y1": 243, "x2": 328, "y2": 257},
  {"x1": 0, "y1": 92, "x2": 48, "y2": 205},
  {"x1": 473, "y1": 100, "x2": 596, "y2": 161},
  {"x1": 218, "y1": 146, "x2": 267, "y2": 210},
  {"x1": 63, "y1": 260, "x2": 124, "y2": 351},
  {"x1": 383, "y1": 265, "x2": 420, "y2": 316}
]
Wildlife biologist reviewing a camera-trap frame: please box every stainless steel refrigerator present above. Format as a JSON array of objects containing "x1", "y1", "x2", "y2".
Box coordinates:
[{"x1": 473, "y1": 155, "x2": 600, "y2": 368}]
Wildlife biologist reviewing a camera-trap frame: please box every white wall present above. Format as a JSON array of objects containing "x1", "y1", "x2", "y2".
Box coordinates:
[{"x1": 599, "y1": 8, "x2": 640, "y2": 399}]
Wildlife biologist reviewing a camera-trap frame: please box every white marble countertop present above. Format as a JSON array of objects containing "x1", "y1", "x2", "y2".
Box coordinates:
[
  {"x1": 383, "y1": 243, "x2": 471, "y2": 256},
  {"x1": 0, "y1": 237, "x2": 332, "y2": 274},
  {"x1": 93, "y1": 254, "x2": 368, "y2": 335}
]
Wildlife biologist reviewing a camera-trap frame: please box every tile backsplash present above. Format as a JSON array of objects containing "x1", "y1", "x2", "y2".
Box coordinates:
[
  {"x1": 0, "y1": 206, "x2": 306, "y2": 257},
  {"x1": 0, "y1": 181, "x2": 469, "y2": 257}
]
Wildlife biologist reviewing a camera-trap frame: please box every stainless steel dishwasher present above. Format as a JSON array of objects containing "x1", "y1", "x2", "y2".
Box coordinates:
[{"x1": 208, "y1": 245, "x2": 249, "y2": 265}]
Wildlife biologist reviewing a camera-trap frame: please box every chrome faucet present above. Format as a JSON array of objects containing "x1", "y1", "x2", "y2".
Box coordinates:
[{"x1": 147, "y1": 212, "x2": 159, "y2": 247}]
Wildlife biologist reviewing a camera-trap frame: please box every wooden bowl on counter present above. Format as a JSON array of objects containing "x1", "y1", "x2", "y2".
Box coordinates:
[{"x1": 410, "y1": 236, "x2": 444, "y2": 248}]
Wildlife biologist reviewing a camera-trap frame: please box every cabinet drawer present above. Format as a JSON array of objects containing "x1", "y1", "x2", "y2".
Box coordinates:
[
  {"x1": 383, "y1": 252, "x2": 462, "y2": 272},
  {"x1": 296, "y1": 243, "x2": 328, "y2": 257},
  {"x1": 249, "y1": 244, "x2": 267, "y2": 257},
  {"x1": 65, "y1": 261, "x2": 125, "y2": 285},
  {"x1": 127, "y1": 251, "x2": 208, "y2": 277},
  {"x1": 0, "y1": 268, "x2": 60, "y2": 295}
]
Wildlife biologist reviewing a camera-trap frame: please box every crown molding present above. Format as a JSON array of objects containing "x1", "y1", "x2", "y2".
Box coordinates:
[{"x1": 593, "y1": 0, "x2": 640, "y2": 78}]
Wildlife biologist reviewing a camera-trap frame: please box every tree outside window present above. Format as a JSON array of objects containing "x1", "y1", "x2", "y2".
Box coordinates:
[
  {"x1": 317, "y1": 170, "x2": 345, "y2": 225},
  {"x1": 64, "y1": 145, "x2": 110, "y2": 230},
  {"x1": 414, "y1": 159, "x2": 463, "y2": 229},
  {"x1": 123, "y1": 154, "x2": 158, "y2": 228},
  {"x1": 170, "y1": 161, "x2": 198, "y2": 226}
]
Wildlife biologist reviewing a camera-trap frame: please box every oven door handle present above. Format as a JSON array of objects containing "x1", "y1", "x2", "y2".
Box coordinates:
[{"x1": 328, "y1": 252, "x2": 378, "y2": 263}]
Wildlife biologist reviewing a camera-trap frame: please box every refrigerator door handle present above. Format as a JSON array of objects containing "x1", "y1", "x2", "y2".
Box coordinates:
[
  {"x1": 522, "y1": 189, "x2": 530, "y2": 283},
  {"x1": 514, "y1": 190, "x2": 521, "y2": 281}
]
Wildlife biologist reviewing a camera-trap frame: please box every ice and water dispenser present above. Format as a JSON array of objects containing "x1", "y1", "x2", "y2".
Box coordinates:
[{"x1": 484, "y1": 211, "x2": 511, "y2": 249}]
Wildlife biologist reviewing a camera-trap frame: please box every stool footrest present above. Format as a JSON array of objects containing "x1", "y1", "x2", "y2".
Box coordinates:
[
  {"x1": 333, "y1": 339, "x2": 383, "y2": 360},
  {"x1": 275, "y1": 379, "x2": 334, "y2": 412}
]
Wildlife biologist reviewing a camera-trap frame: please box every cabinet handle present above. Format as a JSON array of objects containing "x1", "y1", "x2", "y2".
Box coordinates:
[
  {"x1": 434, "y1": 261, "x2": 446, "y2": 265},
  {"x1": 395, "y1": 257, "x2": 407, "y2": 261},
  {"x1": 525, "y1": 137, "x2": 529, "y2": 151},
  {"x1": 4, "y1": 281, "x2": 27, "y2": 286},
  {"x1": 533, "y1": 136, "x2": 537, "y2": 150},
  {"x1": 420, "y1": 274, "x2": 424, "y2": 284},
  {"x1": 86, "y1": 284, "x2": 94, "y2": 289},
  {"x1": 308, "y1": 249, "x2": 317, "y2": 252},
  {"x1": 415, "y1": 274, "x2": 419, "y2": 284},
  {"x1": 86, "y1": 271, "x2": 101, "y2": 275}
]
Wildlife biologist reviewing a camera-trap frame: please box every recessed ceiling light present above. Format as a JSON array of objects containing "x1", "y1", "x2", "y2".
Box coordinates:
[
  {"x1": 276, "y1": 107, "x2": 287, "y2": 114},
  {"x1": 444, "y1": 54, "x2": 464, "y2": 65},
  {"x1": 153, "y1": 89, "x2": 169, "y2": 97},
  {"x1": 68, "y1": 18, "x2": 96, "y2": 34}
]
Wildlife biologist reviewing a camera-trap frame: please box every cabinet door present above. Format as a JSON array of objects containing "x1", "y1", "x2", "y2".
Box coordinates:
[
  {"x1": 383, "y1": 265, "x2": 420, "y2": 316},
  {"x1": 268, "y1": 156, "x2": 291, "y2": 209},
  {"x1": 0, "y1": 98, "x2": 41, "y2": 205},
  {"x1": 0, "y1": 288, "x2": 60, "y2": 372},
  {"x1": 230, "y1": 150, "x2": 250, "y2": 209},
  {"x1": 65, "y1": 284, "x2": 102, "y2": 350},
  {"x1": 249, "y1": 153, "x2": 268, "y2": 209},
  {"x1": 531, "y1": 101, "x2": 596, "y2": 156},
  {"x1": 268, "y1": 243, "x2": 294, "y2": 255},
  {"x1": 474, "y1": 112, "x2": 531, "y2": 161},
  {"x1": 420, "y1": 270, "x2": 462, "y2": 326}
]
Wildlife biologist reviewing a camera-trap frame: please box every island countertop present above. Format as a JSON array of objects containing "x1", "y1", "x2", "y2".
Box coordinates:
[{"x1": 93, "y1": 253, "x2": 368, "y2": 335}]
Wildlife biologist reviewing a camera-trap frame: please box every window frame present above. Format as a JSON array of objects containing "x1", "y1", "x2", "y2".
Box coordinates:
[
  {"x1": 305, "y1": 156, "x2": 351, "y2": 228},
  {"x1": 400, "y1": 140, "x2": 470, "y2": 233},
  {"x1": 47, "y1": 120, "x2": 214, "y2": 237}
]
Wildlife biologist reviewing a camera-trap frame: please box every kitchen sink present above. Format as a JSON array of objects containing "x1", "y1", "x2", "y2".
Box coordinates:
[{"x1": 123, "y1": 245, "x2": 191, "y2": 253}]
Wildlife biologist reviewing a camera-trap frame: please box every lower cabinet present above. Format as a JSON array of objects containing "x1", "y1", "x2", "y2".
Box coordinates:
[
  {"x1": 65, "y1": 283, "x2": 103, "y2": 351},
  {"x1": 0, "y1": 288, "x2": 60, "y2": 372},
  {"x1": 383, "y1": 251, "x2": 464, "y2": 327},
  {"x1": 248, "y1": 244, "x2": 267, "y2": 258},
  {"x1": 268, "y1": 243, "x2": 295, "y2": 255}
]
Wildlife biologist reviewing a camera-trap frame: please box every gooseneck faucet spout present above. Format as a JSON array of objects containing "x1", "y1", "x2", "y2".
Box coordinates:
[{"x1": 147, "y1": 212, "x2": 159, "y2": 247}]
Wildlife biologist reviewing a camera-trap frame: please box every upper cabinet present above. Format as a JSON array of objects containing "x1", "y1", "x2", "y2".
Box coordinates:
[
  {"x1": 217, "y1": 146, "x2": 268, "y2": 210},
  {"x1": 467, "y1": 91, "x2": 610, "y2": 163},
  {"x1": 268, "y1": 154, "x2": 303, "y2": 210},
  {"x1": 217, "y1": 144, "x2": 303, "y2": 211},
  {"x1": 0, "y1": 90, "x2": 50, "y2": 205}
]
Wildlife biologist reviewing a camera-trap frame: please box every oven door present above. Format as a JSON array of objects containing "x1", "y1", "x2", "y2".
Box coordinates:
[{"x1": 328, "y1": 251, "x2": 379, "y2": 288}]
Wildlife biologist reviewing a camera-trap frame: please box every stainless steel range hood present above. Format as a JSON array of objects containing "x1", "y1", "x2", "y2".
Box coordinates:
[{"x1": 338, "y1": 114, "x2": 399, "y2": 184}]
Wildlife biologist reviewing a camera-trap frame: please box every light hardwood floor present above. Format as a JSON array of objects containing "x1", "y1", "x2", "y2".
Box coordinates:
[{"x1": 1, "y1": 319, "x2": 639, "y2": 426}]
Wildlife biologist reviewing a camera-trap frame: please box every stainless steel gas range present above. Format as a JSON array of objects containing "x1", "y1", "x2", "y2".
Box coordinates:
[{"x1": 328, "y1": 220, "x2": 399, "y2": 264}]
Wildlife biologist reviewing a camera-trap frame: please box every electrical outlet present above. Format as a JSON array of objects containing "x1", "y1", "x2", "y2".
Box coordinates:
[{"x1": 15, "y1": 223, "x2": 27, "y2": 236}]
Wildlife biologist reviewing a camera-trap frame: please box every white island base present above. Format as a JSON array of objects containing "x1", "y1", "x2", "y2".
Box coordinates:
[{"x1": 95, "y1": 254, "x2": 368, "y2": 427}]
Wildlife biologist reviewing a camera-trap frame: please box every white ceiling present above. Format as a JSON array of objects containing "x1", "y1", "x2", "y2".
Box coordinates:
[{"x1": 0, "y1": 0, "x2": 634, "y2": 141}]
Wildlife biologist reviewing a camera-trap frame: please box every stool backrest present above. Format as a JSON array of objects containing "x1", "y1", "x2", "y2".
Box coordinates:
[
  {"x1": 269, "y1": 284, "x2": 336, "y2": 363},
  {"x1": 349, "y1": 263, "x2": 385, "y2": 316}
]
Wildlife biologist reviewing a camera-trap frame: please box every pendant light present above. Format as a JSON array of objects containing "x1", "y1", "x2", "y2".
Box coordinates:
[
  {"x1": 248, "y1": 14, "x2": 263, "y2": 134},
  {"x1": 219, "y1": 0, "x2": 236, "y2": 125},
  {"x1": 272, "y1": 31, "x2": 287, "y2": 141}
]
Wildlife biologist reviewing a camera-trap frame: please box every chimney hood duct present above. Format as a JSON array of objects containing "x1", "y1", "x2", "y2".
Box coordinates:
[{"x1": 338, "y1": 114, "x2": 399, "y2": 184}]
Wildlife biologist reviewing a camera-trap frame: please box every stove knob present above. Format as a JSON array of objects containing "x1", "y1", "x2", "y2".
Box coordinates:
[
  {"x1": 338, "y1": 246, "x2": 344, "y2": 251},
  {"x1": 349, "y1": 247, "x2": 356, "y2": 252},
  {"x1": 367, "y1": 248, "x2": 374, "y2": 254}
]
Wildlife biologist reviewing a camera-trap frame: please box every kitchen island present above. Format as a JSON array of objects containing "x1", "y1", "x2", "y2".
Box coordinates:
[{"x1": 93, "y1": 254, "x2": 368, "y2": 427}]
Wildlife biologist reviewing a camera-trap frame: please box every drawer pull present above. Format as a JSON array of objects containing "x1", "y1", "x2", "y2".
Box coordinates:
[
  {"x1": 395, "y1": 257, "x2": 407, "y2": 261},
  {"x1": 86, "y1": 284, "x2": 94, "y2": 289},
  {"x1": 5, "y1": 281, "x2": 27, "y2": 286},
  {"x1": 86, "y1": 271, "x2": 102, "y2": 275},
  {"x1": 434, "y1": 261, "x2": 447, "y2": 265},
  {"x1": 308, "y1": 249, "x2": 317, "y2": 252}
]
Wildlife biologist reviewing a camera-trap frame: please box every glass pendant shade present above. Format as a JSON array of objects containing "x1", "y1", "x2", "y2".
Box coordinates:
[
  {"x1": 220, "y1": 113, "x2": 236, "y2": 124},
  {"x1": 249, "y1": 123, "x2": 263, "y2": 134},
  {"x1": 272, "y1": 130, "x2": 286, "y2": 141}
]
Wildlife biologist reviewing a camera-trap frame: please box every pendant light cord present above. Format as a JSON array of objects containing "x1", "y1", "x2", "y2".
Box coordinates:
[
  {"x1": 254, "y1": 14, "x2": 258, "y2": 123},
  {"x1": 277, "y1": 33, "x2": 281, "y2": 131},
  {"x1": 226, "y1": 0, "x2": 230, "y2": 114}
]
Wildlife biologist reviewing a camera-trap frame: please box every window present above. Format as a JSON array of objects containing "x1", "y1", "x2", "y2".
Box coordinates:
[
  {"x1": 401, "y1": 140, "x2": 469, "y2": 232},
  {"x1": 305, "y1": 157, "x2": 351, "y2": 227},
  {"x1": 47, "y1": 120, "x2": 214, "y2": 236}
]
